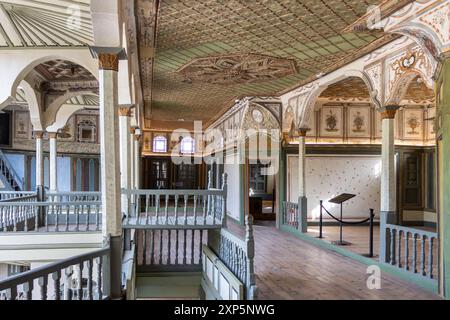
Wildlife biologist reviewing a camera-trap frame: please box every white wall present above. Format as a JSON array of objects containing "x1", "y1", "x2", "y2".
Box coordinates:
[
  {"x1": 224, "y1": 154, "x2": 241, "y2": 222},
  {"x1": 287, "y1": 155, "x2": 381, "y2": 219},
  {"x1": 0, "y1": 264, "x2": 8, "y2": 281}
]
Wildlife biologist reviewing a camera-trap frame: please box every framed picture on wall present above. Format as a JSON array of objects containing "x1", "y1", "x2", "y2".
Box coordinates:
[
  {"x1": 14, "y1": 111, "x2": 30, "y2": 140},
  {"x1": 76, "y1": 115, "x2": 98, "y2": 143},
  {"x1": 348, "y1": 106, "x2": 370, "y2": 138},
  {"x1": 403, "y1": 108, "x2": 423, "y2": 140},
  {"x1": 0, "y1": 111, "x2": 12, "y2": 147},
  {"x1": 320, "y1": 106, "x2": 343, "y2": 137},
  {"x1": 142, "y1": 131, "x2": 152, "y2": 152}
]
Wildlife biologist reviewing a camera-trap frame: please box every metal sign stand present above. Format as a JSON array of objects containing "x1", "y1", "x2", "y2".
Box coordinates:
[{"x1": 328, "y1": 193, "x2": 356, "y2": 246}]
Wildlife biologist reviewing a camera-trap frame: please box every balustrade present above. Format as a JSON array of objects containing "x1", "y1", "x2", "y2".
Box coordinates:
[
  {"x1": 0, "y1": 246, "x2": 109, "y2": 300},
  {"x1": 383, "y1": 224, "x2": 437, "y2": 280}
]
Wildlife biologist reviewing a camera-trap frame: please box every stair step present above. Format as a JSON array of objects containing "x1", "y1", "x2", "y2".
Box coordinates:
[{"x1": 136, "y1": 272, "x2": 201, "y2": 299}]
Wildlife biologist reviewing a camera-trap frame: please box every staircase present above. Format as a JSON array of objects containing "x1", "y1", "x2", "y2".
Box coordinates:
[
  {"x1": 0, "y1": 150, "x2": 23, "y2": 191},
  {"x1": 135, "y1": 273, "x2": 201, "y2": 300}
]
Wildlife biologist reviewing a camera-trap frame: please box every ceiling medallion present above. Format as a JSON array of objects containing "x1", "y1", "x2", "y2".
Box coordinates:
[{"x1": 178, "y1": 53, "x2": 297, "y2": 85}]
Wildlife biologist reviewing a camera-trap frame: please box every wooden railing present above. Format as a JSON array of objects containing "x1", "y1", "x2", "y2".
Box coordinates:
[
  {"x1": 0, "y1": 246, "x2": 110, "y2": 300},
  {"x1": 0, "y1": 200, "x2": 101, "y2": 232},
  {"x1": 208, "y1": 216, "x2": 256, "y2": 300},
  {"x1": 135, "y1": 228, "x2": 209, "y2": 272},
  {"x1": 382, "y1": 223, "x2": 437, "y2": 280},
  {"x1": 123, "y1": 174, "x2": 227, "y2": 228},
  {"x1": 0, "y1": 191, "x2": 36, "y2": 202},
  {"x1": 282, "y1": 201, "x2": 299, "y2": 230},
  {"x1": 46, "y1": 192, "x2": 101, "y2": 202},
  {"x1": 201, "y1": 245, "x2": 245, "y2": 300}
]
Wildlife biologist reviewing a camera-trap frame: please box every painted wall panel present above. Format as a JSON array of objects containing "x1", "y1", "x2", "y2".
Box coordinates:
[{"x1": 287, "y1": 155, "x2": 381, "y2": 219}]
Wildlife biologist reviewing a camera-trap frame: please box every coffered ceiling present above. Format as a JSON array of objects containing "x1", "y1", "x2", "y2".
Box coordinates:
[{"x1": 143, "y1": 0, "x2": 399, "y2": 127}]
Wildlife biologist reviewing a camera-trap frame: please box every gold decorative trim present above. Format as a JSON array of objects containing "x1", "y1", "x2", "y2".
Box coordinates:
[
  {"x1": 119, "y1": 107, "x2": 132, "y2": 117},
  {"x1": 98, "y1": 53, "x2": 119, "y2": 71},
  {"x1": 298, "y1": 128, "x2": 308, "y2": 137},
  {"x1": 34, "y1": 131, "x2": 44, "y2": 139},
  {"x1": 48, "y1": 132, "x2": 58, "y2": 139},
  {"x1": 380, "y1": 109, "x2": 398, "y2": 120}
]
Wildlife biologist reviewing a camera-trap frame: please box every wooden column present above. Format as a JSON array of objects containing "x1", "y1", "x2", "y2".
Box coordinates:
[
  {"x1": 436, "y1": 54, "x2": 450, "y2": 298},
  {"x1": 379, "y1": 105, "x2": 399, "y2": 263},
  {"x1": 119, "y1": 106, "x2": 131, "y2": 212},
  {"x1": 34, "y1": 131, "x2": 44, "y2": 200},
  {"x1": 48, "y1": 132, "x2": 58, "y2": 192},
  {"x1": 97, "y1": 51, "x2": 122, "y2": 299},
  {"x1": 298, "y1": 128, "x2": 308, "y2": 233},
  {"x1": 134, "y1": 130, "x2": 141, "y2": 189},
  {"x1": 129, "y1": 126, "x2": 136, "y2": 191}
]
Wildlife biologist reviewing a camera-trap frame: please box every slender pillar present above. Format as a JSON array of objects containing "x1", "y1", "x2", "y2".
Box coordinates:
[
  {"x1": 436, "y1": 54, "x2": 450, "y2": 298},
  {"x1": 134, "y1": 130, "x2": 141, "y2": 189},
  {"x1": 119, "y1": 107, "x2": 131, "y2": 212},
  {"x1": 379, "y1": 105, "x2": 399, "y2": 263},
  {"x1": 298, "y1": 128, "x2": 308, "y2": 233},
  {"x1": 49, "y1": 132, "x2": 58, "y2": 192},
  {"x1": 34, "y1": 131, "x2": 44, "y2": 199},
  {"x1": 129, "y1": 126, "x2": 136, "y2": 192},
  {"x1": 97, "y1": 51, "x2": 122, "y2": 299}
]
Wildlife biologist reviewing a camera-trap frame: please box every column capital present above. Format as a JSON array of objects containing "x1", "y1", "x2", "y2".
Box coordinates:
[
  {"x1": 48, "y1": 132, "x2": 58, "y2": 139},
  {"x1": 98, "y1": 53, "x2": 119, "y2": 71},
  {"x1": 119, "y1": 106, "x2": 132, "y2": 117},
  {"x1": 298, "y1": 128, "x2": 308, "y2": 137},
  {"x1": 89, "y1": 47, "x2": 126, "y2": 72},
  {"x1": 379, "y1": 105, "x2": 400, "y2": 120},
  {"x1": 34, "y1": 131, "x2": 44, "y2": 139}
]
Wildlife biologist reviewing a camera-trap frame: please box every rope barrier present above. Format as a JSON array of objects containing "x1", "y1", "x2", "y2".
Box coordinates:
[
  {"x1": 318, "y1": 200, "x2": 375, "y2": 257},
  {"x1": 320, "y1": 204, "x2": 372, "y2": 225}
]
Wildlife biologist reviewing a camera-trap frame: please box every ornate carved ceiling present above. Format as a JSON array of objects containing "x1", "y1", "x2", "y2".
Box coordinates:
[
  {"x1": 34, "y1": 59, "x2": 98, "y2": 94},
  {"x1": 0, "y1": 0, "x2": 93, "y2": 48},
  {"x1": 142, "y1": 0, "x2": 400, "y2": 126},
  {"x1": 178, "y1": 53, "x2": 297, "y2": 85}
]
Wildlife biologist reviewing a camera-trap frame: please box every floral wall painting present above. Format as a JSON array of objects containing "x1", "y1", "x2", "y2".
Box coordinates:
[
  {"x1": 403, "y1": 109, "x2": 423, "y2": 140},
  {"x1": 14, "y1": 111, "x2": 30, "y2": 140},
  {"x1": 348, "y1": 107, "x2": 370, "y2": 138},
  {"x1": 320, "y1": 106, "x2": 343, "y2": 137},
  {"x1": 143, "y1": 132, "x2": 152, "y2": 152}
]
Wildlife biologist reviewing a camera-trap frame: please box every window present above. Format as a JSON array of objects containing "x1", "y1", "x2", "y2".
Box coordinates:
[
  {"x1": 180, "y1": 137, "x2": 195, "y2": 154},
  {"x1": 77, "y1": 120, "x2": 97, "y2": 143},
  {"x1": 153, "y1": 135, "x2": 167, "y2": 153},
  {"x1": 426, "y1": 151, "x2": 436, "y2": 210}
]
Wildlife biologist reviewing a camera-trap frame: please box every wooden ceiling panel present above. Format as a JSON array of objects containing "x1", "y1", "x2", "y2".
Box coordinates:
[{"x1": 146, "y1": 0, "x2": 392, "y2": 126}]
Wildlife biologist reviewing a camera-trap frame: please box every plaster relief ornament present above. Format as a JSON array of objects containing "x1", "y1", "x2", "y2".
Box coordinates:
[
  {"x1": 325, "y1": 110, "x2": 338, "y2": 132},
  {"x1": 178, "y1": 54, "x2": 297, "y2": 85},
  {"x1": 252, "y1": 109, "x2": 264, "y2": 124}
]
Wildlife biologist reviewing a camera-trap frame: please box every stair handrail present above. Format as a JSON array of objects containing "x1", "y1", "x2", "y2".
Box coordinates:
[
  {"x1": 0, "y1": 245, "x2": 110, "y2": 300},
  {"x1": 0, "y1": 149, "x2": 24, "y2": 190}
]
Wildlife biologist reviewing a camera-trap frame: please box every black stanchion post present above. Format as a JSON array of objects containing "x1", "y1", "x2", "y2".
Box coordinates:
[
  {"x1": 369, "y1": 208, "x2": 374, "y2": 258},
  {"x1": 319, "y1": 200, "x2": 323, "y2": 239}
]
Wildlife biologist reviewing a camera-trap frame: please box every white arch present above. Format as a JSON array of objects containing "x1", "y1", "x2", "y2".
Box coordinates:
[
  {"x1": 19, "y1": 80, "x2": 43, "y2": 132},
  {"x1": 297, "y1": 70, "x2": 379, "y2": 128},
  {"x1": 0, "y1": 49, "x2": 98, "y2": 108},
  {"x1": 44, "y1": 91, "x2": 98, "y2": 129}
]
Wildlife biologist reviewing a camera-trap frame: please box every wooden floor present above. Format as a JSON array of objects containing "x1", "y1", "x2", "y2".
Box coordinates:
[{"x1": 232, "y1": 221, "x2": 441, "y2": 300}]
